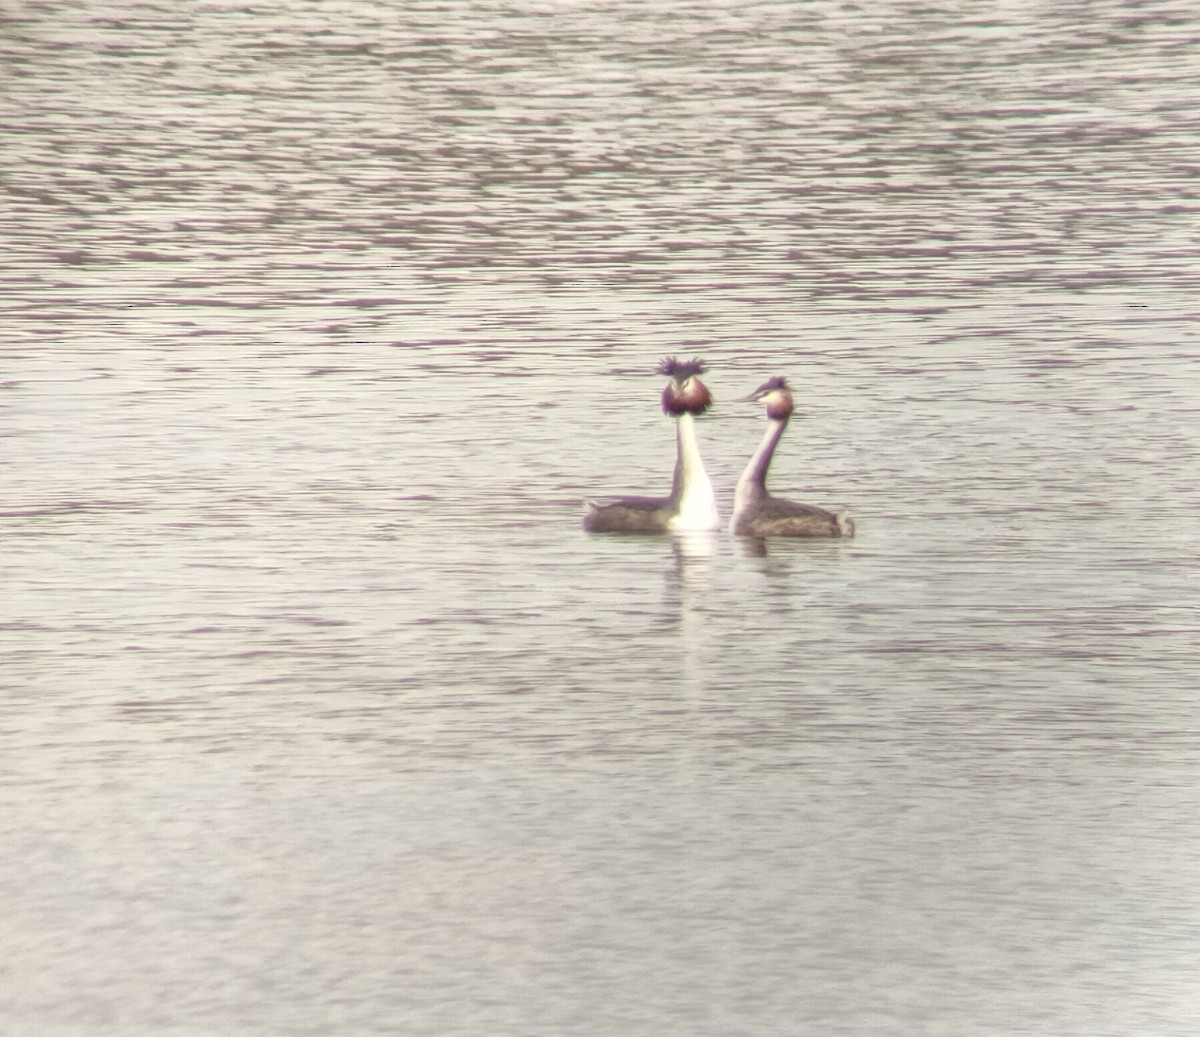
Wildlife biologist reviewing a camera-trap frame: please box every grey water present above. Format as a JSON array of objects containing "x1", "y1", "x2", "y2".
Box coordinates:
[{"x1": 3, "y1": 1, "x2": 1199, "y2": 1034}]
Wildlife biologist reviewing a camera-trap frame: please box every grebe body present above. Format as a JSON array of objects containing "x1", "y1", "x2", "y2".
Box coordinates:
[
  {"x1": 730, "y1": 376, "x2": 853, "y2": 539},
  {"x1": 584, "y1": 358, "x2": 720, "y2": 534}
]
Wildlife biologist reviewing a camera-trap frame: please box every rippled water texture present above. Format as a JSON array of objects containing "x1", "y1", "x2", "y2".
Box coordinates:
[{"x1": 3, "y1": 2, "x2": 1199, "y2": 1035}]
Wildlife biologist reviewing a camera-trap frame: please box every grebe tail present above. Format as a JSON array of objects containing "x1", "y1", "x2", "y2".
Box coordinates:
[
  {"x1": 729, "y1": 376, "x2": 853, "y2": 539},
  {"x1": 583, "y1": 357, "x2": 720, "y2": 534}
]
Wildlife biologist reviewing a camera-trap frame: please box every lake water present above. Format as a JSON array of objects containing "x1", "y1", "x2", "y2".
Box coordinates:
[{"x1": 3, "y1": 1, "x2": 1199, "y2": 1034}]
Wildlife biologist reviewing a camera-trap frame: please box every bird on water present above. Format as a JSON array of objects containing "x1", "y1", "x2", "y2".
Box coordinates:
[
  {"x1": 583, "y1": 357, "x2": 720, "y2": 534},
  {"x1": 730, "y1": 376, "x2": 854, "y2": 538}
]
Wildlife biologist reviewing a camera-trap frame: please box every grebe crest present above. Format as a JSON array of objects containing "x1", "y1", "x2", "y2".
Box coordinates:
[
  {"x1": 658, "y1": 356, "x2": 714, "y2": 416},
  {"x1": 742, "y1": 375, "x2": 794, "y2": 421}
]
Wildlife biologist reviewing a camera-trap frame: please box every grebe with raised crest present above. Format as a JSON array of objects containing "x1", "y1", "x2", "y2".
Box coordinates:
[
  {"x1": 730, "y1": 376, "x2": 854, "y2": 538},
  {"x1": 583, "y1": 357, "x2": 720, "y2": 534}
]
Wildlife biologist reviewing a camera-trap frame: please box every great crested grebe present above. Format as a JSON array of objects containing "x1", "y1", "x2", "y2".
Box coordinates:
[
  {"x1": 730, "y1": 376, "x2": 854, "y2": 538},
  {"x1": 583, "y1": 357, "x2": 720, "y2": 534}
]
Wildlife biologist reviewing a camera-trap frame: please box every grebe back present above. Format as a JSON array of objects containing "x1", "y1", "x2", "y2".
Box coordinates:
[
  {"x1": 730, "y1": 376, "x2": 854, "y2": 538},
  {"x1": 583, "y1": 357, "x2": 720, "y2": 534}
]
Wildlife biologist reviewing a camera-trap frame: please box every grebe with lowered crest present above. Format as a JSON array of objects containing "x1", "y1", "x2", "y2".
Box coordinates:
[
  {"x1": 583, "y1": 357, "x2": 720, "y2": 534},
  {"x1": 730, "y1": 376, "x2": 854, "y2": 538}
]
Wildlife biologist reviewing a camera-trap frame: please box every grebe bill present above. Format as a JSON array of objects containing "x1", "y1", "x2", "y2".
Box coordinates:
[
  {"x1": 583, "y1": 358, "x2": 720, "y2": 535},
  {"x1": 730, "y1": 376, "x2": 854, "y2": 539}
]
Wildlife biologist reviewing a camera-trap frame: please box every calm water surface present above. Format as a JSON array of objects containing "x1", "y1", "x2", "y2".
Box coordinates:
[{"x1": 3, "y1": 1, "x2": 1199, "y2": 1034}]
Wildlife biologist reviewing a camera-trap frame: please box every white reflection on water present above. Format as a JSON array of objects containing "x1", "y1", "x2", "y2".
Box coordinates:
[{"x1": 3, "y1": 0, "x2": 1200, "y2": 1034}]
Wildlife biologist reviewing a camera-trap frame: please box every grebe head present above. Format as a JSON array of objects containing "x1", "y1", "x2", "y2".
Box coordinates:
[
  {"x1": 741, "y1": 376, "x2": 793, "y2": 421},
  {"x1": 657, "y1": 356, "x2": 713, "y2": 416}
]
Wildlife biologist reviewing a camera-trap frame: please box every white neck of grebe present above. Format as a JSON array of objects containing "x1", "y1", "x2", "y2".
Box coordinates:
[
  {"x1": 733, "y1": 415, "x2": 787, "y2": 514},
  {"x1": 669, "y1": 412, "x2": 719, "y2": 532}
]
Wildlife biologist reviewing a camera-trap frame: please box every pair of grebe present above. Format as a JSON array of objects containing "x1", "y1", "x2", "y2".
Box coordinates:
[{"x1": 583, "y1": 357, "x2": 854, "y2": 538}]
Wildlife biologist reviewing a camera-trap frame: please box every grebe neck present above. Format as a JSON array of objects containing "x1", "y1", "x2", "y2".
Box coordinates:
[
  {"x1": 669, "y1": 412, "x2": 719, "y2": 531},
  {"x1": 735, "y1": 415, "x2": 788, "y2": 507}
]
